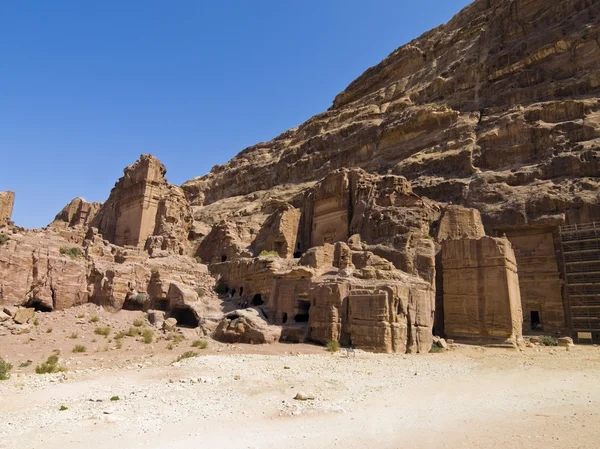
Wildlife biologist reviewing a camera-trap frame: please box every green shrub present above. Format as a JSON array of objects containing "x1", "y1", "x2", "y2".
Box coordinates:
[
  {"x1": 60, "y1": 247, "x2": 82, "y2": 259},
  {"x1": 35, "y1": 355, "x2": 66, "y2": 374},
  {"x1": 196, "y1": 286, "x2": 206, "y2": 297},
  {"x1": 126, "y1": 327, "x2": 141, "y2": 337},
  {"x1": 540, "y1": 335, "x2": 558, "y2": 346},
  {"x1": 115, "y1": 340, "x2": 123, "y2": 349},
  {"x1": 94, "y1": 327, "x2": 111, "y2": 337},
  {"x1": 133, "y1": 293, "x2": 148, "y2": 305},
  {"x1": 72, "y1": 345, "x2": 86, "y2": 353},
  {"x1": 19, "y1": 360, "x2": 32, "y2": 368},
  {"x1": 33, "y1": 317, "x2": 39, "y2": 326},
  {"x1": 175, "y1": 351, "x2": 198, "y2": 363},
  {"x1": 326, "y1": 340, "x2": 340, "y2": 353},
  {"x1": 0, "y1": 358, "x2": 13, "y2": 380},
  {"x1": 191, "y1": 340, "x2": 208, "y2": 349},
  {"x1": 89, "y1": 315, "x2": 99, "y2": 323},
  {"x1": 429, "y1": 345, "x2": 445, "y2": 353},
  {"x1": 194, "y1": 256, "x2": 202, "y2": 263},
  {"x1": 69, "y1": 332, "x2": 78, "y2": 339},
  {"x1": 114, "y1": 331, "x2": 126, "y2": 339},
  {"x1": 214, "y1": 282, "x2": 228, "y2": 294},
  {"x1": 0, "y1": 234, "x2": 10, "y2": 245},
  {"x1": 110, "y1": 396, "x2": 120, "y2": 401},
  {"x1": 259, "y1": 250, "x2": 279, "y2": 257},
  {"x1": 46, "y1": 327, "x2": 53, "y2": 333},
  {"x1": 59, "y1": 405, "x2": 68, "y2": 411},
  {"x1": 133, "y1": 319, "x2": 144, "y2": 327},
  {"x1": 141, "y1": 329, "x2": 153, "y2": 344}
]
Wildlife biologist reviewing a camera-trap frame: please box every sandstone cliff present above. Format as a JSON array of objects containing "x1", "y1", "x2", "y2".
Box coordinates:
[{"x1": 183, "y1": 0, "x2": 600, "y2": 232}]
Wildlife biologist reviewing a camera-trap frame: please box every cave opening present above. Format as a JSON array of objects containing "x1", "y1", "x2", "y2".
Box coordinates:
[
  {"x1": 221, "y1": 255, "x2": 227, "y2": 262},
  {"x1": 26, "y1": 299, "x2": 52, "y2": 312},
  {"x1": 252, "y1": 294, "x2": 264, "y2": 306},
  {"x1": 294, "y1": 299, "x2": 310, "y2": 323},
  {"x1": 170, "y1": 306, "x2": 200, "y2": 328},
  {"x1": 282, "y1": 312, "x2": 288, "y2": 324}
]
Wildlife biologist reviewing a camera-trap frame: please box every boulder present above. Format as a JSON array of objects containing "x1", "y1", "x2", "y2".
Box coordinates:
[
  {"x1": 163, "y1": 317, "x2": 178, "y2": 332},
  {"x1": 147, "y1": 310, "x2": 166, "y2": 328},
  {"x1": 213, "y1": 308, "x2": 280, "y2": 344},
  {"x1": 13, "y1": 308, "x2": 35, "y2": 324},
  {"x1": 557, "y1": 337, "x2": 574, "y2": 347}
]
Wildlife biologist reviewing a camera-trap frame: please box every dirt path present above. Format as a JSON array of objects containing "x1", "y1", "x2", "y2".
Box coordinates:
[{"x1": 1, "y1": 346, "x2": 599, "y2": 449}]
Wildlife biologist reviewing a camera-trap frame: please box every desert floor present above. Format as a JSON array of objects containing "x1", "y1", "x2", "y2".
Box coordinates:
[{"x1": 1, "y1": 305, "x2": 599, "y2": 449}]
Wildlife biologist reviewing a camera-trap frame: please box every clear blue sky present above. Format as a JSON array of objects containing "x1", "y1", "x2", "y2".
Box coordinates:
[{"x1": 0, "y1": 0, "x2": 471, "y2": 228}]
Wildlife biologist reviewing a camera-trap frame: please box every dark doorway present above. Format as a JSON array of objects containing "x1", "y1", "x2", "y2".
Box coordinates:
[
  {"x1": 530, "y1": 311, "x2": 541, "y2": 330},
  {"x1": 170, "y1": 306, "x2": 200, "y2": 328},
  {"x1": 282, "y1": 312, "x2": 288, "y2": 324},
  {"x1": 239, "y1": 287, "x2": 243, "y2": 296},
  {"x1": 252, "y1": 294, "x2": 264, "y2": 306},
  {"x1": 221, "y1": 255, "x2": 227, "y2": 262},
  {"x1": 294, "y1": 300, "x2": 310, "y2": 322},
  {"x1": 26, "y1": 299, "x2": 52, "y2": 312},
  {"x1": 152, "y1": 299, "x2": 169, "y2": 312}
]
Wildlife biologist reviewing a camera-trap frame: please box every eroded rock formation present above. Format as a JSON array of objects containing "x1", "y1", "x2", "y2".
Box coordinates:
[
  {"x1": 51, "y1": 197, "x2": 101, "y2": 229},
  {"x1": 92, "y1": 154, "x2": 193, "y2": 254},
  {"x1": 442, "y1": 236, "x2": 523, "y2": 344},
  {"x1": 2, "y1": 0, "x2": 599, "y2": 348},
  {"x1": 0, "y1": 191, "x2": 15, "y2": 226}
]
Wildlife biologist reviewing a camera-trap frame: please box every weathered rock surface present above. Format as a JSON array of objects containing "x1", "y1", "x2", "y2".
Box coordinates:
[
  {"x1": 183, "y1": 0, "x2": 600, "y2": 230},
  {"x1": 442, "y1": 236, "x2": 523, "y2": 344},
  {"x1": 213, "y1": 308, "x2": 280, "y2": 344},
  {"x1": 92, "y1": 154, "x2": 193, "y2": 254},
  {"x1": 50, "y1": 197, "x2": 101, "y2": 229},
  {"x1": 0, "y1": 191, "x2": 15, "y2": 226}
]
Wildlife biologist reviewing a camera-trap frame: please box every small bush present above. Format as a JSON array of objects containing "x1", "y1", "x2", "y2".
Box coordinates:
[
  {"x1": 167, "y1": 343, "x2": 174, "y2": 350},
  {"x1": 59, "y1": 405, "x2": 68, "y2": 411},
  {"x1": 194, "y1": 256, "x2": 202, "y2": 263},
  {"x1": 540, "y1": 335, "x2": 558, "y2": 346},
  {"x1": 115, "y1": 340, "x2": 123, "y2": 350},
  {"x1": 429, "y1": 345, "x2": 445, "y2": 353},
  {"x1": 35, "y1": 355, "x2": 66, "y2": 374},
  {"x1": 69, "y1": 332, "x2": 78, "y2": 339},
  {"x1": 0, "y1": 234, "x2": 10, "y2": 245},
  {"x1": 175, "y1": 351, "x2": 198, "y2": 363},
  {"x1": 19, "y1": 360, "x2": 32, "y2": 368},
  {"x1": 114, "y1": 331, "x2": 126, "y2": 339},
  {"x1": 166, "y1": 333, "x2": 184, "y2": 344},
  {"x1": 133, "y1": 293, "x2": 148, "y2": 305},
  {"x1": 126, "y1": 327, "x2": 141, "y2": 337},
  {"x1": 89, "y1": 315, "x2": 99, "y2": 323},
  {"x1": 33, "y1": 317, "x2": 40, "y2": 326},
  {"x1": 72, "y1": 345, "x2": 86, "y2": 353},
  {"x1": 94, "y1": 327, "x2": 111, "y2": 337},
  {"x1": 0, "y1": 358, "x2": 13, "y2": 380},
  {"x1": 110, "y1": 396, "x2": 120, "y2": 401},
  {"x1": 326, "y1": 340, "x2": 340, "y2": 353},
  {"x1": 196, "y1": 286, "x2": 206, "y2": 297},
  {"x1": 46, "y1": 327, "x2": 53, "y2": 333},
  {"x1": 133, "y1": 319, "x2": 144, "y2": 327},
  {"x1": 191, "y1": 340, "x2": 208, "y2": 349},
  {"x1": 259, "y1": 250, "x2": 279, "y2": 257},
  {"x1": 60, "y1": 247, "x2": 82, "y2": 259},
  {"x1": 214, "y1": 283, "x2": 228, "y2": 295},
  {"x1": 76, "y1": 313, "x2": 85, "y2": 319},
  {"x1": 141, "y1": 329, "x2": 153, "y2": 344}
]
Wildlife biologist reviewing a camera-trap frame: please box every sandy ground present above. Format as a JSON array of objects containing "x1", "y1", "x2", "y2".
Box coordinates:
[{"x1": 1, "y1": 307, "x2": 600, "y2": 449}]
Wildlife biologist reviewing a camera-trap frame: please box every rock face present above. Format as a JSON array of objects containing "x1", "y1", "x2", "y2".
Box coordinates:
[
  {"x1": 50, "y1": 198, "x2": 101, "y2": 229},
  {"x1": 442, "y1": 236, "x2": 523, "y2": 343},
  {"x1": 0, "y1": 191, "x2": 15, "y2": 226},
  {"x1": 182, "y1": 0, "x2": 600, "y2": 230},
  {"x1": 92, "y1": 154, "x2": 193, "y2": 254},
  {"x1": 0, "y1": 226, "x2": 216, "y2": 314}
]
